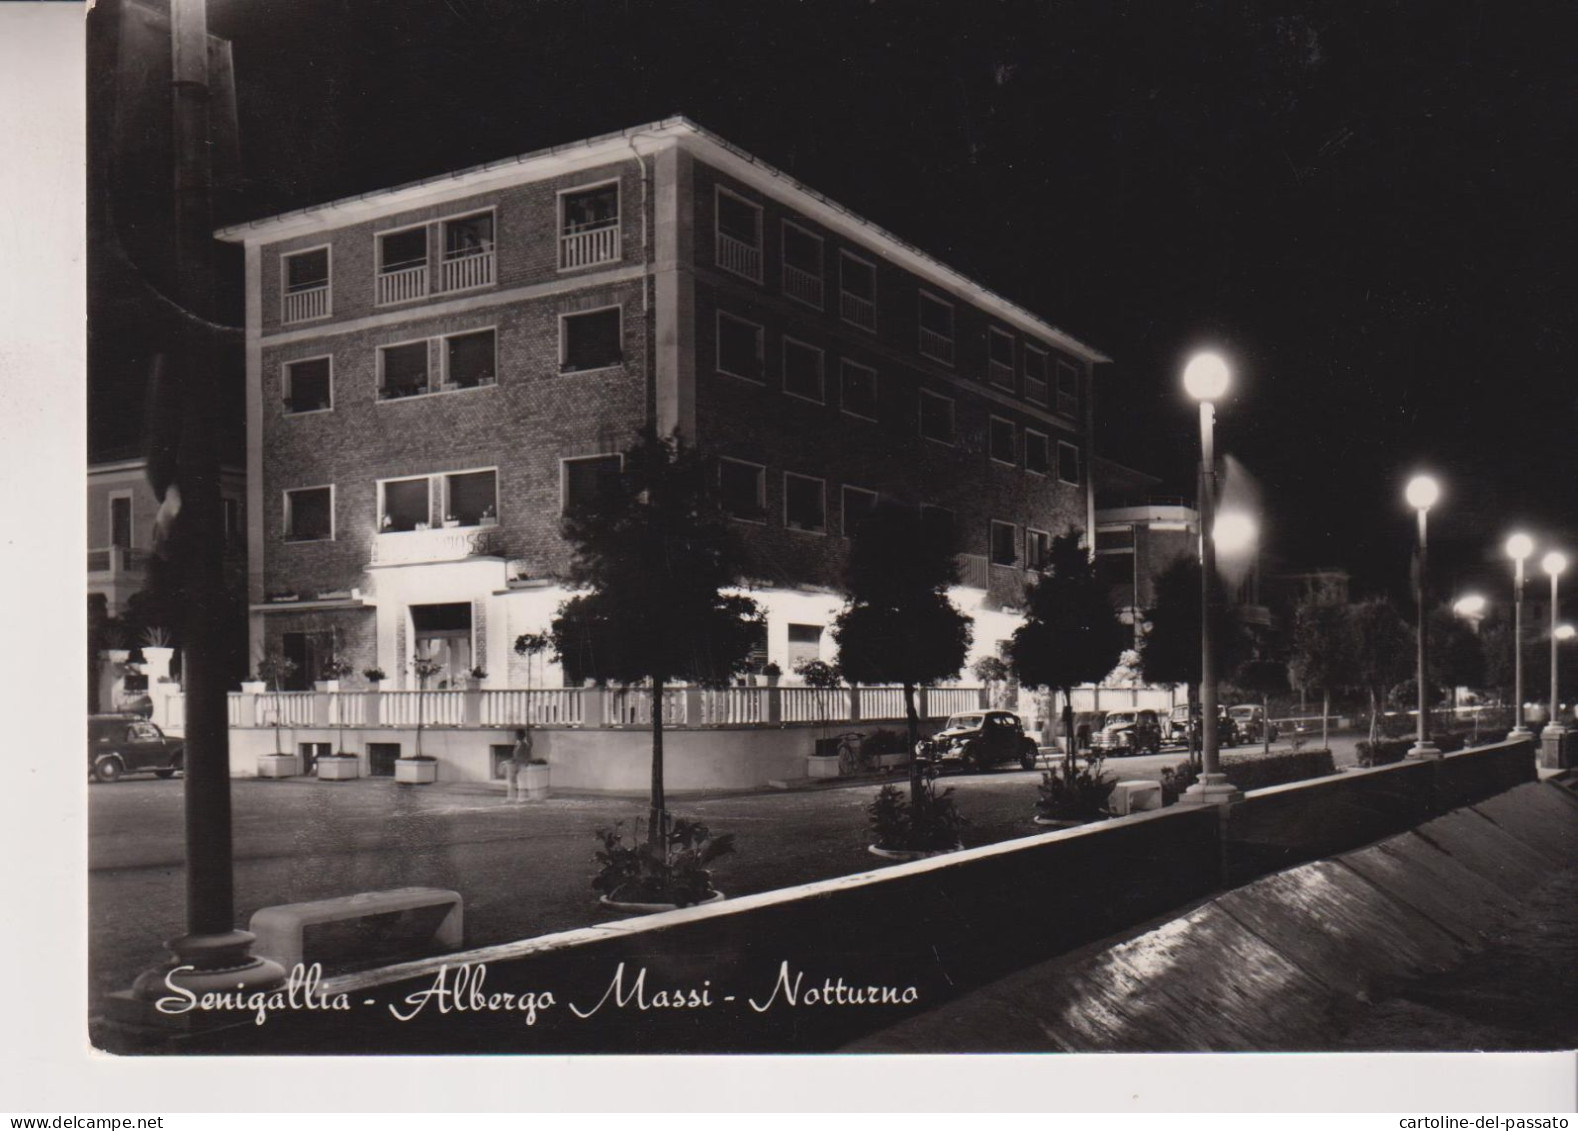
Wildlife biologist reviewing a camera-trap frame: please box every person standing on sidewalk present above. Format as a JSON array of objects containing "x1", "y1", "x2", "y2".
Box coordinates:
[{"x1": 505, "y1": 727, "x2": 533, "y2": 802}]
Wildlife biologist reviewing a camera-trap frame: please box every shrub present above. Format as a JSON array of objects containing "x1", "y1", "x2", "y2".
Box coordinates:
[
  {"x1": 866, "y1": 771, "x2": 967, "y2": 852},
  {"x1": 1356, "y1": 739, "x2": 1410, "y2": 767},
  {"x1": 1164, "y1": 747, "x2": 1339, "y2": 799},
  {"x1": 592, "y1": 817, "x2": 735, "y2": 906},
  {"x1": 1036, "y1": 757, "x2": 1117, "y2": 820},
  {"x1": 861, "y1": 728, "x2": 908, "y2": 759}
]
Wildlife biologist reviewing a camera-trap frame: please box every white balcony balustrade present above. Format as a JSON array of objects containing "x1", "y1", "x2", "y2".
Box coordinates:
[
  {"x1": 370, "y1": 525, "x2": 504, "y2": 566},
  {"x1": 559, "y1": 226, "x2": 620, "y2": 270},
  {"x1": 840, "y1": 291, "x2": 876, "y2": 330},
  {"x1": 377, "y1": 263, "x2": 429, "y2": 306},
  {"x1": 716, "y1": 233, "x2": 762, "y2": 282},
  {"x1": 440, "y1": 249, "x2": 494, "y2": 293},
  {"x1": 283, "y1": 285, "x2": 329, "y2": 324},
  {"x1": 919, "y1": 327, "x2": 955, "y2": 364}
]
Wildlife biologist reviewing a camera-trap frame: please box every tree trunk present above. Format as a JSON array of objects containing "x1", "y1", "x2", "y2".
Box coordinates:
[
  {"x1": 1262, "y1": 692, "x2": 1271, "y2": 755},
  {"x1": 649, "y1": 678, "x2": 666, "y2": 846},
  {"x1": 1062, "y1": 686, "x2": 1076, "y2": 778},
  {"x1": 1322, "y1": 690, "x2": 1330, "y2": 750},
  {"x1": 1368, "y1": 688, "x2": 1379, "y2": 745},
  {"x1": 903, "y1": 681, "x2": 921, "y2": 805}
]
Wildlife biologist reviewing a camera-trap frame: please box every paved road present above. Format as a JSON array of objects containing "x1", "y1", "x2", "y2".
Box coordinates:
[{"x1": 86, "y1": 734, "x2": 1362, "y2": 1014}]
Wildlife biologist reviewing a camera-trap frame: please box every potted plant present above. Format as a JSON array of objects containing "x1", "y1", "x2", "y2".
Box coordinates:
[
  {"x1": 761, "y1": 661, "x2": 782, "y2": 688},
  {"x1": 465, "y1": 664, "x2": 488, "y2": 690},
  {"x1": 140, "y1": 626, "x2": 177, "y2": 681},
  {"x1": 254, "y1": 651, "x2": 300, "y2": 778},
  {"x1": 478, "y1": 505, "x2": 498, "y2": 528},
  {"x1": 866, "y1": 764, "x2": 966, "y2": 859},
  {"x1": 397, "y1": 651, "x2": 444, "y2": 784},
  {"x1": 442, "y1": 514, "x2": 461, "y2": 529},
  {"x1": 796, "y1": 658, "x2": 844, "y2": 767},
  {"x1": 315, "y1": 657, "x2": 352, "y2": 693},
  {"x1": 593, "y1": 816, "x2": 734, "y2": 911},
  {"x1": 1033, "y1": 756, "x2": 1116, "y2": 827},
  {"x1": 362, "y1": 666, "x2": 386, "y2": 687}
]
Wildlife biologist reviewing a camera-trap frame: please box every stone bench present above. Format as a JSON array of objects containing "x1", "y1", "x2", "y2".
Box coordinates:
[{"x1": 249, "y1": 887, "x2": 463, "y2": 971}]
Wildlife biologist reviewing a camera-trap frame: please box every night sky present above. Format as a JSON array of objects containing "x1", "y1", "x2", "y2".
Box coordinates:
[{"x1": 89, "y1": 0, "x2": 1578, "y2": 608}]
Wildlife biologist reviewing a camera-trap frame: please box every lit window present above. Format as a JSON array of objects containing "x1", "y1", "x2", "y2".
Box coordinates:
[
  {"x1": 283, "y1": 357, "x2": 331, "y2": 413},
  {"x1": 717, "y1": 312, "x2": 764, "y2": 382},
  {"x1": 919, "y1": 389, "x2": 954, "y2": 444},
  {"x1": 284, "y1": 486, "x2": 333, "y2": 542},
  {"x1": 990, "y1": 520, "x2": 1017, "y2": 566},
  {"x1": 783, "y1": 339, "x2": 825, "y2": 403},
  {"x1": 720, "y1": 459, "x2": 767, "y2": 523},
  {"x1": 840, "y1": 359, "x2": 878, "y2": 421},
  {"x1": 562, "y1": 308, "x2": 622, "y2": 372},
  {"x1": 989, "y1": 417, "x2": 1017, "y2": 465},
  {"x1": 784, "y1": 473, "x2": 826, "y2": 533}
]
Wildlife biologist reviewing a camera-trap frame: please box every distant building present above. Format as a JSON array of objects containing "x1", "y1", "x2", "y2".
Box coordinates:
[
  {"x1": 214, "y1": 118, "x2": 1111, "y2": 690},
  {"x1": 88, "y1": 454, "x2": 246, "y2": 617}
]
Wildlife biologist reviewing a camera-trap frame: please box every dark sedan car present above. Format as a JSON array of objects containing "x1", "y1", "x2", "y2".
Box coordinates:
[
  {"x1": 923, "y1": 709, "x2": 1040, "y2": 771},
  {"x1": 89, "y1": 715, "x2": 184, "y2": 783}
]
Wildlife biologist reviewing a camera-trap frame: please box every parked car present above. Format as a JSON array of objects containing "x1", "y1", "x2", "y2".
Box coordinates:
[
  {"x1": 89, "y1": 714, "x2": 183, "y2": 783},
  {"x1": 1165, "y1": 704, "x2": 1242, "y2": 748},
  {"x1": 1166, "y1": 704, "x2": 1194, "y2": 745},
  {"x1": 1090, "y1": 709, "x2": 1163, "y2": 757},
  {"x1": 1228, "y1": 704, "x2": 1278, "y2": 745},
  {"x1": 923, "y1": 710, "x2": 1040, "y2": 771}
]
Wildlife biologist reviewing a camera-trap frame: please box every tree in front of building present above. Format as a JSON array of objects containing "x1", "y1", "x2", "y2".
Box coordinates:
[
  {"x1": 254, "y1": 650, "x2": 297, "y2": 755},
  {"x1": 1232, "y1": 657, "x2": 1290, "y2": 755},
  {"x1": 551, "y1": 429, "x2": 764, "y2": 843},
  {"x1": 1007, "y1": 529, "x2": 1128, "y2": 776},
  {"x1": 1289, "y1": 597, "x2": 1354, "y2": 750},
  {"x1": 834, "y1": 501, "x2": 972, "y2": 804},
  {"x1": 1348, "y1": 597, "x2": 1415, "y2": 745},
  {"x1": 1138, "y1": 555, "x2": 1251, "y2": 768}
]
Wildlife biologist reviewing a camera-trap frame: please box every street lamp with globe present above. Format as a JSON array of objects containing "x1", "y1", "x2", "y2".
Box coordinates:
[
  {"x1": 1507, "y1": 533, "x2": 1535, "y2": 737},
  {"x1": 1180, "y1": 352, "x2": 1242, "y2": 805},
  {"x1": 1542, "y1": 551, "x2": 1569, "y2": 765},
  {"x1": 1405, "y1": 474, "x2": 1441, "y2": 758}
]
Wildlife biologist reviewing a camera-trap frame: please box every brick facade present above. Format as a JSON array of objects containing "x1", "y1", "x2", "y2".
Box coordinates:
[{"x1": 221, "y1": 120, "x2": 1108, "y2": 685}]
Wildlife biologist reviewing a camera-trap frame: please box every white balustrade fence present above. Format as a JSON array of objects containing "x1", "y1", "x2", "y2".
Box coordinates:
[
  {"x1": 283, "y1": 286, "x2": 328, "y2": 323},
  {"x1": 376, "y1": 264, "x2": 428, "y2": 305},
  {"x1": 928, "y1": 687, "x2": 983, "y2": 717},
  {"x1": 440, "y1": 250, "x2": 494, "y2": 292},
  {"x1": 257, "y1": 692, "x2": 315, "y2": 727},
  {"x1": 560, "y1": 227, "x2": 620, "y2": 270},
  {"x1": 716, "y1": 233, "x2": 762, "y2": 281},
  {"x1": 481, "y1": 689, "x2": 584, "y2": 727}
]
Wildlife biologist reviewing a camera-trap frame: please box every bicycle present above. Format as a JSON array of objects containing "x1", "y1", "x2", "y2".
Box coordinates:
[{"x1": 835, "y1": 730, "x2": 868, "y2": 775}]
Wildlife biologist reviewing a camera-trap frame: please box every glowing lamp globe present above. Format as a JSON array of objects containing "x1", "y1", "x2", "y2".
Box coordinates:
[
  {"x1": 1453, "y1": 595, "x2": 1486, "y2": 618},
  {"x1": 1213, "y1": 511, "x2": 1257, "y2": 555},
  {"x1": 1544, "y1": 551, "x2": 1568, "y2": 577},
  {"x1": 1405, "y1": 475, "x2": 1440, "y2": 511},
  {"x1": 1557, "y1": 624, "x2": 1577, "y2": 642},
  {"x1": 1182, "y1": 353, "x2": 1231, "y2": 401},
  {"x1": 1506, "y1": 533, "x2": 1535, "y2": 561}
]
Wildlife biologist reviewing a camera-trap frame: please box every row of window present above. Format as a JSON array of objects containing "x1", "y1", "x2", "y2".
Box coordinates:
[
  {"x1": 280, "y1": 455, "x2": 623, "y2": 541},
  {"x1": 280, "y1": 182, "x2": 623, "y2": 324},
  {"x1": 714, "y1": 186, "x2": 1080, "y2": 412},
  {"x1": 716, "y1": 458, "x2": 1067, "y2": 565},
  {"x1": 279, "y1": 308, "x2": 621, "y2": 412}
]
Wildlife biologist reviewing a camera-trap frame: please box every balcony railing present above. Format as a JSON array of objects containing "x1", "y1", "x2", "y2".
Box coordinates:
[
  {"x1": 370, "y1": 525, "x2": 503, "y2": 566},
  {"x1": 283, "y1": 284, "x2": 329, "y2": 324},
  {"x1": 440, "y1": 249, "x2": 494, "y2": 293},
  {"x1": 376, "y1": 263, "x2": 428, "y2": 305},
  {"x1": 919, "y1": 328, "x2": 954, "y2": 364},
  {"x1": 716, "y1": 233, "x2": 762, "y2": 282},
  {"x1": 88, "y1": 546, "x2": 149, "y2": 575},
  {"x1": 840, "y1": 291, "x2": 875, "y2": 330},
  {"x1": 989, "y1": 361, "x2": 1015, "y2": 389},
  {"x1": 559, "y1": 225, "x2": 620, "y2": 270},
  {"x1": 1024, "y1": 376, "x2": 1049, "y2": 406},
  {"x1": 782, "y1": 263, "x2": 823, "y2": 307}
]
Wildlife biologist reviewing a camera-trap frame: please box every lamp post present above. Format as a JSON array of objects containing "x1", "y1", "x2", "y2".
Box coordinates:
[
  {"x1": 1507, "y1": 533, "x2": 1535, "y2": 738},
  {"x1": 1405, "y1": 475, "x2": 1441, "y2": 758},
  {"x1": 1542, "y1": 551, "x2": 1568, "y2": 768},
  {"x1": 1180, "y1": 352, "x2": 1241, "y2": 805}
]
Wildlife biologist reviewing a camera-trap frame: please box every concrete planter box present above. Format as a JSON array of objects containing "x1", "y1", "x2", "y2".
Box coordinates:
[
  {"x1": 240, "y1": 681, "x2": 266, "y2": 695},
  {"x1": 316, "y1": 755, "x2": 360, "y2": 781},
  {"x1": 257, "y1": 752, "x2": 300, "y2": 779},
  {"x1": 520, "y1": 763, "x2": 550, "y2": 800},
  {"x1": 395, "y1": 758, "x2": 438, "y2": 785},
  {"x1": 599, "y1": 891, "x2": 725, "y2": 913},
  {"x1": 806, "y1": 754, "x2": 843, "y2": 778},
  {"x1": 313, "y1": 680, "x2": 341, "y2": 693}
]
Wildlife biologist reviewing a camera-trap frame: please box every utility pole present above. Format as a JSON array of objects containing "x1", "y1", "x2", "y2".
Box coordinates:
[{"x1": 116, "y1": 0, "x2": 284, "y2": 1021}]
